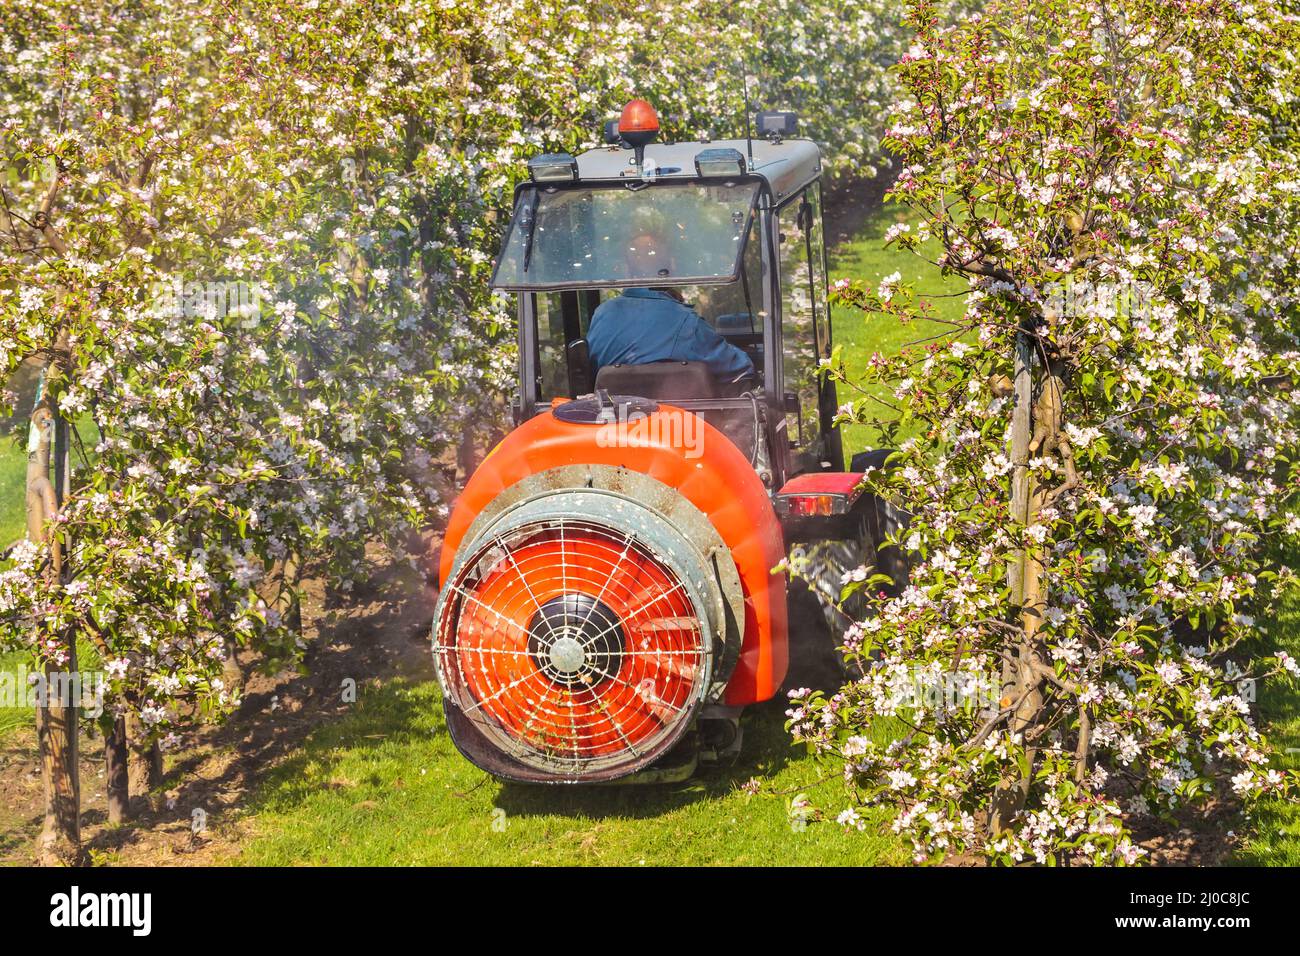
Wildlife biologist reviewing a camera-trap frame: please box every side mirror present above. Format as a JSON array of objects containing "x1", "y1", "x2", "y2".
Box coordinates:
[
  {"x1": 567, "y1": 338, "x2": 593, "y2": 396},
  {"x1": 784, "y1": 391, "x2": 804, "y2": 446}
]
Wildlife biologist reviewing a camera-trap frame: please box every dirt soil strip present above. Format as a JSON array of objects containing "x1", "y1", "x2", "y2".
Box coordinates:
[{"x1": 823, "y1": 168, "x2": 898, "y2": 246}]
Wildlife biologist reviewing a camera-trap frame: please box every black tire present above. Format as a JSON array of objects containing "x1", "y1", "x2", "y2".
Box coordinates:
[
  {"x1": 781, "y1": 578, "x2": 850, "y2": 694},
  {"x1": 850, "y1": 448, "x2": 911, "y2": 597},
  {"x1": 864, "y1": 497, "x2": 910, "y2": 597},
  {"x1": 849, "y1": 448, "x2": 895, "y2": 472}
]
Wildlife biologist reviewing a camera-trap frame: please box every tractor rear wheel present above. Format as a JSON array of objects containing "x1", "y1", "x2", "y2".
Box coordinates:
[
  {"x1": 781, "y1": 577, "x2": 851, "y2": 694},
  {"x1": 850, "y1": 449, "x2": 911, "y2": 597}
]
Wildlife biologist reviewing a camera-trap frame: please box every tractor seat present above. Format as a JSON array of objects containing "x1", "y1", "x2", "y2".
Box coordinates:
[{"x1": 593, "y1": 360, "x2": 718, "y2": 401}]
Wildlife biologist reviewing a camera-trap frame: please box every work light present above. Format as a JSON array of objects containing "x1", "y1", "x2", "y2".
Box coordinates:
[
  {"x1": 528, "y1": 153, "x2": 579, "y2": 182},
  {"x1": 694, "y1": 147, "x2": 747, "y2": 178}
]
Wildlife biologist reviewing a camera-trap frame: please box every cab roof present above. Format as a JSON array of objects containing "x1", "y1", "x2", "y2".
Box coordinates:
[{"x1": 573, "y1": 137, "x2": 822, "y2": 205}]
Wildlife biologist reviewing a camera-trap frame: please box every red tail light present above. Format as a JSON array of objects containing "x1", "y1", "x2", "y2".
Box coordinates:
[{"x1": 775, "y1": 472, "x2": 866, "y2": 517}]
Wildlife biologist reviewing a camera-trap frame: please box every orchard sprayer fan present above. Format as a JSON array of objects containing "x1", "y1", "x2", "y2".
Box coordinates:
[{"x1": 433, "y1": 99, "x2": 908, "y2": 784}]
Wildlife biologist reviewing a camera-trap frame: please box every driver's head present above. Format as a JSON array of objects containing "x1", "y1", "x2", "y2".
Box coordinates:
[
  {"x1": 625, "y1": 231, "x2": 685, "y2": 302},
  {"x1": 626, "y1": 232, "x2": 664, "y2": 278}
]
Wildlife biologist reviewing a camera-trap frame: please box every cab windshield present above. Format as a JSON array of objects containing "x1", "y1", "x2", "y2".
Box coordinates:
[{"x1": 491, "y1": 180, "x2": 761, "y2": 291}]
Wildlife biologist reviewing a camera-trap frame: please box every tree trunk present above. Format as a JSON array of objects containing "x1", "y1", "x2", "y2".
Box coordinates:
[
  {"x1": 457, "y1": 416, "x2": 479, "y2": 479},
  {"x1": 34, "y1": 658, "x2": 80, "y2": 864},
  {"x1": 105, "y1": 715, "x2": 130, "y2": 824},
  {"x1": 28, "y1": 370, "x2": 81, "y2": 864},
  {"x1": 127, "y1": 712, "x2": 163, "y2": 799},
  {"x1": 221, "y1": 638, "x2": 246, "y2": 696},
  {"x1": 277, "y1": 552, "x2": 302, "y2": 637}
]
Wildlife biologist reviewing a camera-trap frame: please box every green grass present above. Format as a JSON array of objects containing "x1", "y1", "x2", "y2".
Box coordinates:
[
  {"x1": 238, "y1": 679, "x2": 907, "y2": 866},
  {"x1": 0, "y1": 414, "x2": 101, "y2": 742},
  {"x1": 829, "y1": 202, "x2": 969, "y2": 455},
  {"x1": 0, "y1": 413, "x2": 99, "y2": 547},
  {"x1": 0, "y1": 433, "x2": 29, "y2": 549},
  {"x1": 1, "y1": 420, "x2": 37, "y2": 738},
  {"x1": 0, "y1": 639, "x2": 103, "y2": 746},
  {"x1": 0, "y1": 649, "x2": 32, "y2": 739},
  {"x1": 1233, "y1": 580, "x2": 1300, "y2": 865}
]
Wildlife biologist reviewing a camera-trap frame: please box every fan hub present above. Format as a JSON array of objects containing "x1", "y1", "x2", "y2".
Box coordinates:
[
  {"x1": 526, "y1": 593, "x2": 624, "y2": 687},
  {"x1": 546, "y1": 636, "x2": 586, "y2": 674}
]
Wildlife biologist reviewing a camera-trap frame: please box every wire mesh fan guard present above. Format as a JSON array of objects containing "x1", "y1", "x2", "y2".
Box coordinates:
[{"x1": 435, "y1": 510, "x2": 715, "y2": 779}]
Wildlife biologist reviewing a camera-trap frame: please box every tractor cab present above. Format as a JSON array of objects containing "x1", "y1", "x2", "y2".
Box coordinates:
[{"x1": 490, "y1": 101, "x2": 843, "y2": 490}]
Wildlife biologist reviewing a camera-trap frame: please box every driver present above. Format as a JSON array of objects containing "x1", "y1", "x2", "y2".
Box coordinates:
[{"x1": 587, "y1": 232, "x2": 754, "y2": 383}]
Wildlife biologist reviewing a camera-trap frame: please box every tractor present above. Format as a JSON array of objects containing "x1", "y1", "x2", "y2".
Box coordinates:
[{"x1": 432, "y1": 100, "x2": 906, "y2": 784}]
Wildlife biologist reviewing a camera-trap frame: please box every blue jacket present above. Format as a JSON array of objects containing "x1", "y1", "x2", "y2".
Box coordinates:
[{"x1": 587, "y1": 288, "x2": 754, "y2": 380}]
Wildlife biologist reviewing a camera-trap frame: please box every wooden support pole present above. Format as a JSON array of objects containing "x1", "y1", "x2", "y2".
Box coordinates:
[{"x1": 990, "y1": 327, "x2": 1043, "y2": 837}]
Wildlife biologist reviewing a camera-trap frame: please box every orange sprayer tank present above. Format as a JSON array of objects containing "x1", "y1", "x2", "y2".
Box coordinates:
[{"x1": 434, "y1": 397, "x2": 788, "y2": 783}]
